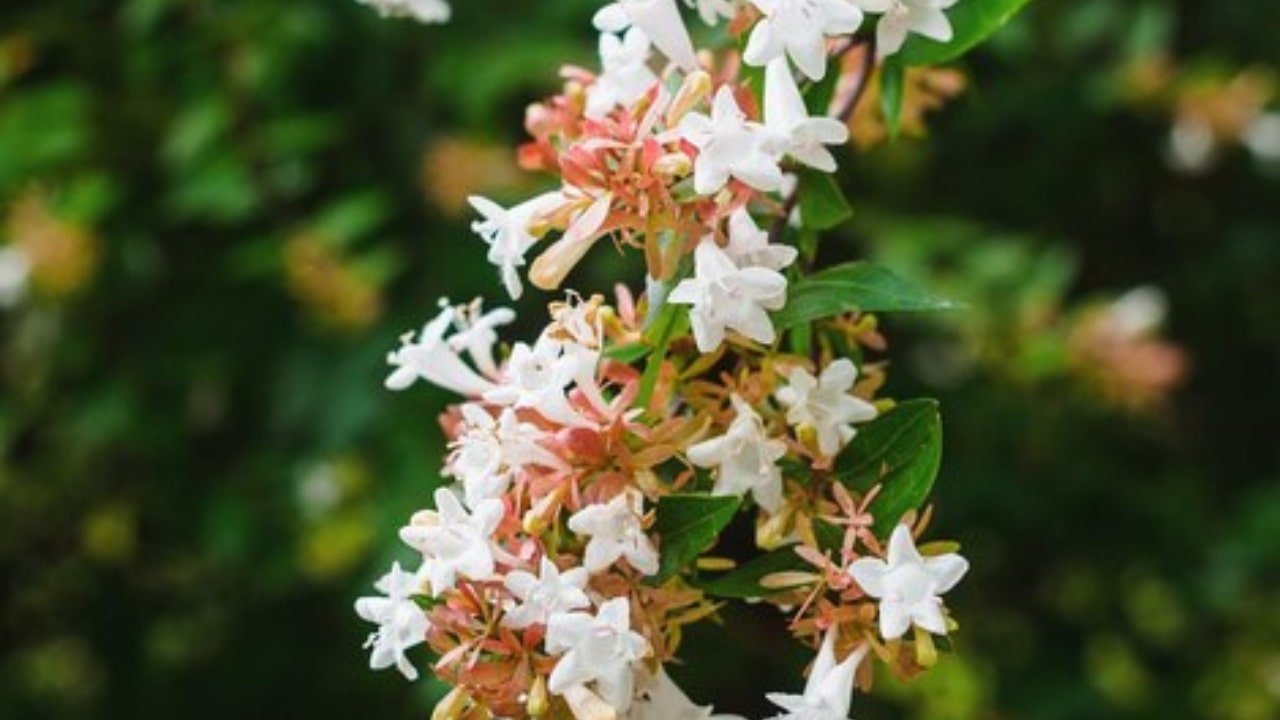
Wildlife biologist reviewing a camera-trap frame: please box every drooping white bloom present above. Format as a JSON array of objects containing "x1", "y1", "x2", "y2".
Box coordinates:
[
  {"x1": 448, "y1": 298, "x2": 516, "y2": 378},
  {"x1": 399, "y1": 488, "x2": 503, "y2": 595},
  {"x1": 847, "y1": 523, "x2": 969, "y2": 640},
  {"x1": 765, "y1": 628, "x2": 866, "y2": 720},
  {"x1": 774, "y1": 359, "x2": 877, "y2": 457},
  {"x1": 668, "y1": 240, "x2": 788, "y2": 352},
  {"x1": 386, "y1": 303, "x2": 500, "y2": 396},
  {"x1": 484, "y1": 333, "x2": 595, "y2": 428},
  {"x1": 502, "y1": 556, "x2": 592, "y2": 629},
  {"x1": 446, "y1": 404, "x2": 562, "y2": 508},
  {"x1": 743, "y1": 0, "x2": 865, "y2": 80},
  {"x1": 763, "y1": 58, "x2": 850, "y2": 173},
  {"x1": 722, "y1": 207, "x2": 799, "y2": 272},
  {"x1": 629, "y1": 666, "x2": 748, "y2": 720},
  {"x1": 587, "y1": 28, "x2": 660, "y2": 119},
  {"x1": 355, "y1": 0, "x2": 451, "y2": 24},
  {"x1": 468, "y1": 192, "x2": 559, "y2": 299},
  {"x1": 861, "y1": 0, "x2": 959, "y2": 59},
  {"x1": 547, "y1": 597, "x2": 650, "y2": 710},
  {"x1": 566, "y1": 490, "x2": 660, "y2": 576},
  {"x1": 688, "y1": 394, "x2": 788, "y2": 513},
  {"x1": 684, "y1": 0, "x2": 737, "y2": 26},
  {"x1": 0, "y1": 245, "x2": 31, "y2": 309},
  {"x1": 678, "y1": 86, "x2": 785, "y2": 195},
  {"x1": 594, "y1": 0, "x2": 699, "y2": 71},
  {"x1": 354, "y1": 561, "x2": 430, "y2": 681}
]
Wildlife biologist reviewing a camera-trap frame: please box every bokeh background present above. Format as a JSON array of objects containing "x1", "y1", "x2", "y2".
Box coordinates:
[{"x1": 1, "y1": 0, "x2": 1277, "y2": 718}]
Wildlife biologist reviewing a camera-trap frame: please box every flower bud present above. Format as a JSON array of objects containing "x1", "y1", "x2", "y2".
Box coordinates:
[
  {"x1": 667, "y1": 70, "x2": 712, "y2": 127},
  {"x1": 652, "y1": 152, "x2": 692, "y2": 178},
  {"x1": 526, "y1": 675, "x2": 550, "y2": 717},
  {"x1": 431, "y1": 687, "x2": 470, "y2": 720}
]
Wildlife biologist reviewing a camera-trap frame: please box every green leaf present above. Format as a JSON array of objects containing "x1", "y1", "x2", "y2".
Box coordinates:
[
  {"x1": 879, "y1": 57, "x2": 906, "y2": 140},
  {"x1": 602, "y1": 342, "x2": 650, "y2": 364},
  {"x1": 637, "y1": 297, "x2": 686, "y2": 408},
  {"x1": 772, "y1": 262, "x2": 960, "y2": 330},
  {"x1": 797, "y1": 168, "x2": 853, "y2": 232},
  {"x1": 898, "y1": 0, "x2": 1035, "y2": 66},
  {"x1": 651, "y1": 494, "x2": 741, "y2": 583},
  {"x1": 696, "y1": 546, "x2": 810, "y2": 598},
  {"x1": 835, "y1": 399, "x2": 943, "y2": 534}
]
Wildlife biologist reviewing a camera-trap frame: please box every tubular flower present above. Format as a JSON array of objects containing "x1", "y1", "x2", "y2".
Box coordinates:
[
  {"x1": 847, "y1": 523, "x2": 969, "y2": 639},
  {"x1": 669, "y1": 239, "x2": 788, "y2": 352},
  {"x1": 775, "y1": 358, "x2": 879, "y2": 457}
]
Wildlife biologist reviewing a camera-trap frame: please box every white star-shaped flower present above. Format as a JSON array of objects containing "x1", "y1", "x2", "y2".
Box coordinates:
[
  {"x1": 567, "y1": 490, "x2": 660, "y2": 576},
  {"x1": 447, "y1": 299, "x2": 515, "y2": 378},
  {"x1": 678, "y1": 86, "x2": 785, "y2": 195},
  {"x1": 385, "y1": 303, "x2": 499, "y2": 396},
  {"x1": 355, "y1": 0, "x2": 451, "y2": 24},
  {"x1": 743, "y1": 0, "x2": 865, "y2": 80},
  {"x1": 765, "y1": 628, "x2": 866, "y2": 720},
  {"x1": 774, "y1": 359, "x2": 877, "y2": 457},
  {"x1": 547, "y1": 597, "x2": 650, "y2": 710},
  {"x1": 847, "y1": 523, "x2": 969, "y2": 640},
  {"x1": 763, "y1": 58, "x2": 850, "y2": 172},
  {"x1": 668, "y1": 240, "x2": 788, "y2": 353},
  {"x1": 399, "y1": 488, "x2": 503, "y2": 595},
  {"x1": 594, "y1": 0, "x2": 699, "y2": 71},
  {"x1": 446, "y1": 404, "x2": 562, "y2": 509},
  {"x1": 354, "y1": 561, "x2": 430, "y2": 681},
  {"x1": 722, "y1": 207, "x2": 799, "y2": 272},
  {"x1": 502, "y1": 557, "x2": 591, "y2": 629},
  {"x1": 861, "y1": 0, "x2": 960, "y2": 58},
  {"x1": 587, "y1": 28, "x2": 660, "y2": 119},
  {"x1": 484, "y1": 334, "x2": 595, "y2": 428},
  {"x1": 688, "y1": 394, "x2": 788, "y2": 513},
  {"x1": 468, "y1": 192, "x2": 559, "y2": 299}
]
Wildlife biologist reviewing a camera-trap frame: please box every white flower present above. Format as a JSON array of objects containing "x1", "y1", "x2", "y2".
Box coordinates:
[
  {"x1": 861, "y1": 0, "x2": 959, "y2": 59},
  {"x1": 468, "y1": 192, "x2": 559, "y2": 299},
  {"x1": 678, "y1": 86, "x2": 785, "y2": 195},
  {"x1": 763, "y1": 58, "x2": 850, "y2": 172},
  {"x1": 448, "y1": 298, "x2": 516, "y2": 377},
  {"x1": 446, "y1": 404, "x2": 562, "y2": 509},
  {"x1": 765, "y1": 628, "x2": 866, "y2": 720},
  {"x1": 484, "y1": 333, "x2": 595, "y2": 428},
  {"x1": 685, "y1": 0, "x2": 737, "y2": 26},
  {"x1": 587, "y1": 28, "x2": 660, "y2": 119},
  {"x1": 502, "y1": 556, "x2": 592, "y2": 629},
  {"x1": 774, "y1": 359, "x2": 877, "y2": 457},
  {"x1": 355, "y1": 0, "x2": 451, "y2": 24},
  {"x1": 547, "y1": 597, "x2": 650, "y2": 710},
  {"x1": 0, "y1": 245, "x2": 31, "y2": 309},
  {"x1": 399, "y1": 488, "x2": 503, "y2": 595},
  {"x1": 567, "y1": 490, "x2": 660, "y2": 575},
  {"x1": 743, "y1": 0, "x2": 865, "y2": 80},
  {"x1": 722, "y1": 207, "x2": 798, "y2": 272},
  {"x1": 847, "y1": 523, "x2": 969, "y2": 640},
  {"x1": 628, "y1": 666, "x2": 747, "y2": 720},
  {"x1": 668, "y1": 240, "x2": 788, "y2": 353},
  {"x1": 385, "y1": 302, "x2": 501, "y2": 396},
  {"x1": 594, "y1": 0, "x2": 698, "y2": 71},
  {"x1": 688, "y1": 394, "x2": 788, "y2": 513},
  {"x1": 354, "y1": 561, "x2": 430, "y2": 681}
]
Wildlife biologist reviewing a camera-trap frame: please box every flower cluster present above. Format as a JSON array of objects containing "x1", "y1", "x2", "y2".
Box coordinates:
[{"x1": 355, "y1": 1, "x2": 982, "y2": 719}]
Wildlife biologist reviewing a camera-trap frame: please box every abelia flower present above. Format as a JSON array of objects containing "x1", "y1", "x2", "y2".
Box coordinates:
[
  {"x1": 502, "y1": 556, "x2": 592, "y2": 629},
  {"x1": 847, "y1": 523, "x2": 969, "y2": 639},
  {"x1": 629, "y1": 667, "x2": 747, "y2": 719},
  {"x1": 354, "y1": 562, "x2": 430, "y2": 681},
  {"x1": 684, "y1": 0, "x2": 737, "y2": 26},
  {"x1": 446, "y1": 298, "x2": 516, "y2": 378},
  {"x1": 355, "y1": 0, "x2": 451, "y2": 24},
  {"x1": 679, "y1": 86, "x2": 785, "y2": 195},
  {"x1": 587, "y1": 28, "x2": 660, "y2": 119},
  {"x1": 446, "y1": 404, "x2": 562, "y2": 508},
  {"x1": 566, "y1": 490, "x2": 660, "y2": 575},
  {"x1": 669, "y1": 240, "x2": 788, "y2": 352},
  {"x1": 594, "y1": 0, "x2": 699, "y2": 71},
  {"x1": 763, "y1": 58, "x2": 850, "y2": 173},
  {"x1": 468, "y1": 192, "x2": 560, "y2": 299},
  {"x1": 546, "y1": 597, "x2": 651, "y2": 710},
  {"x1": 774, "y1": 359, "x2": 878, "y2": 457},
  {"x1": 484, "y1": 333, "x2": 596, "y2": 428},
  {"x1": 399, "y1": 488, "x2": 503, "y2": 595},
  {"x1": 385, "y1": 303, "x2": 498, "y2": 396},
  {"x1": 722, "y1": 207, "x2": 799, "y2": 272},
  {"x1": 687, "y1": 394, "x2": 788, "y2": 513},
  {"x1": 743, "y1": 0, "x2": 865, "y2": 80},
  {"x1": 765, "y1": 628, "x2": 866, "y2": 720},
  {"x1": 861, "y1": 0, "x2": 960, "y2": 58}
]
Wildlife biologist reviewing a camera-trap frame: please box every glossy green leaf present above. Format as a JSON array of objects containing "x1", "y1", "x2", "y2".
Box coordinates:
[
  {"x1": 696, "y1": 546, "x2": 810, "y2": 598},
  {"x1": 899, "y1": 0, "x2": 1035, "y2": 66},
  {"x1": 772, "y1": 262, "x2": 960, "y2": 330},
  {"x1": 879, "y1": 57, "x2": 906, "y2": 139},
  {"x1": 835, "y1": 399, "x2": 943, "y2": 533},
  {"x1": 797, "y1": 168, "x2": 854, "y2": 231},
  {"x1": 651, "y1": 494, "x2": 741, "y2": 583}
]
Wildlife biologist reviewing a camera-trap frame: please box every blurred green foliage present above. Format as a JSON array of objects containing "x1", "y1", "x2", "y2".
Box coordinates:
[{"x1": 0, "y1": 0, "x2": 1276, "y2": 719}]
